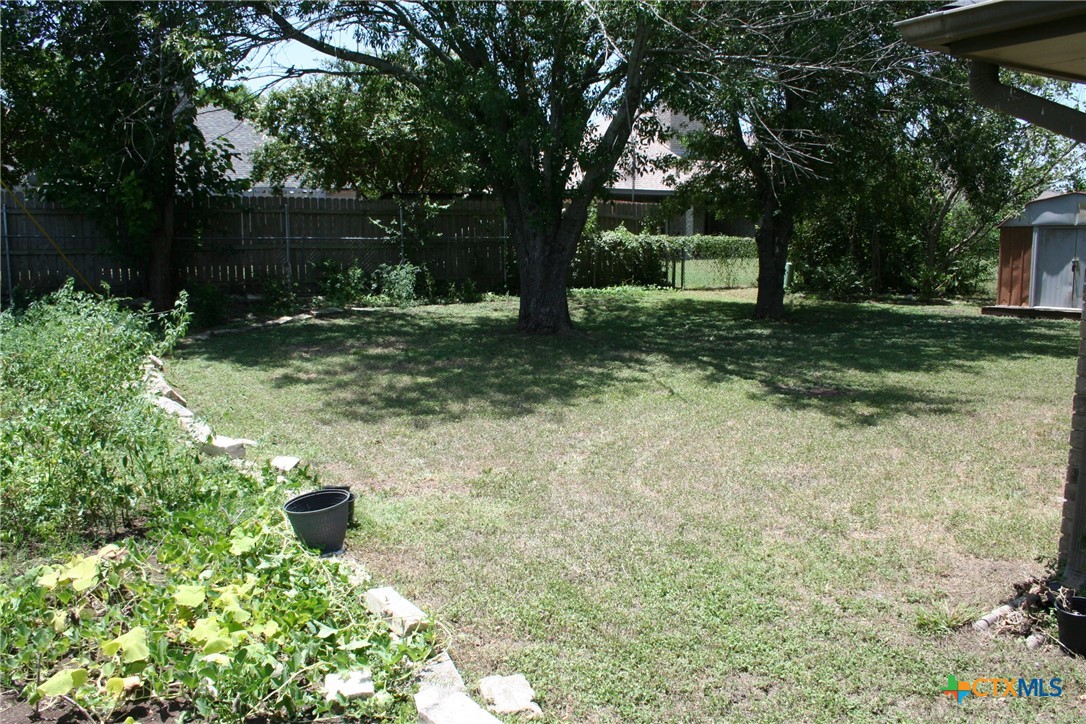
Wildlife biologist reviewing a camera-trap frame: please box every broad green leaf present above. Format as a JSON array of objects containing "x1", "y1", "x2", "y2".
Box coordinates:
[
  {"x1": 102, "y1": 627, "x2": 149, "y2": 663},
  {"x1": 37, "y1": 567, "x2": 59, "y2": 589},
  {"x1": 229, "y1": 535, "x2": 257, "y2": 555},
  {"x1": 202, "y1": 653, "x2": 231, "y2": 667},
  {"x1": 37, "y1": 668, "x2": 87, "y2": 698},
  {"x1": 315, "y1": 623, "x2": 338, "y2": 639},
  {"x1": 201, "y1": 635, "x2": 233, "y2": 654},
  {"x1": 172, "y1": 585, "x2": 206, "y2": 608},
  {"x1": 189, "y1": 616, "x2": 224, "y2": 644}
]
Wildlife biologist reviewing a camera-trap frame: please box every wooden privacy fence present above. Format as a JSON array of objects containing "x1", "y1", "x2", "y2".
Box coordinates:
[{"x1": 1, "y1": 192, "x2": 665, "y2": 299}]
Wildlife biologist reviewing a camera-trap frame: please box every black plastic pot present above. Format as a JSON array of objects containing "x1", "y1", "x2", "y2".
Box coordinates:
[
  {"x1": 1056, "y1": 596, "x2": 1086, "y2": 656},
  {"x1": 322, "y1": 485, "x2": 356, "y2": 527},
  {"x1": 283, "y1": 489, "x2": 350, "y2": 553}
]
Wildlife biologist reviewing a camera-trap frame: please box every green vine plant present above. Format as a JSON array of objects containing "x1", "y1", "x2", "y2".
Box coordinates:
[{"x1": 0, "y1": 468, "x2": 433, "y2": 722}]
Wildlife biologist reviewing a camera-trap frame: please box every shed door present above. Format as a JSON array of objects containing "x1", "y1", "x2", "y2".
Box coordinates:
[{"x1": 1034, "y1": 228, "x2": 1086, "y2": 309}]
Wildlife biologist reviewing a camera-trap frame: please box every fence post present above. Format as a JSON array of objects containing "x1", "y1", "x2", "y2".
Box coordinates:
[
  {"x1": 2, "y1": 201, "x2": 12, "y2": 307},
  {"x1": 398, "y1": 203, "x2": 405, "y2": 263},
  {"x1": 283, "y1": 202, "x2": 292, "y2": 283}
]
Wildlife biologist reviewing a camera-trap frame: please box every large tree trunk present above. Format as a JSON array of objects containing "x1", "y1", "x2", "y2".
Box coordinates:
[
  {"x1": 503, "y1": 193, "x2": 585, "y2": 334},
  {"x1": 517, "y1": 242, "x2": 573, "y2": 333},
  {"x1": 147, "y1": 196, "x2": 175, "y2": 312},
  {"x1": 753, "y1": 198, "x2": 792, "y2": 319}
]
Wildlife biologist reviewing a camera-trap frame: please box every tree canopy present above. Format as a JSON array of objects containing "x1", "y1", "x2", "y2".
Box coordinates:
[
  {"x1": 1, "y1": 1, "x2": 244, "y2": 310},
  {"x1": 251, "y1": 62, "x2": 478, "y2": 197},
  {"x1": 233, "y1": 0, "x2": 818, "y2": 331},
  {"x1": 666, "y1": 1, "x2": 1084, "y2": 307}
]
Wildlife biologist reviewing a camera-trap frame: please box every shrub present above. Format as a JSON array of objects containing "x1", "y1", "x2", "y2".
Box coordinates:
[
  {"x1": 371, "y1": 262, "x2": 423, "y2": 306},
  {"x1": 571, "y1": 230, "x2": 755, "y2": 288},
  {"x1": 184, "y1": 282, "x2": 229, "y2": 329},
  {"x1": 0, "y1": 283, "x2": 195, "y2": 548},
  {"x1": 315, "y1": 259, "x2": 371, "y2": 307}
]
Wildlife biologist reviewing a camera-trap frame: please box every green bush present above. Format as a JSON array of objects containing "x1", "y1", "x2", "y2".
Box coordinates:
[
  {"x1": 184, "y1": 282, "x2": 229, "y2": 329},
  {"x1": 371, "y1": 262, "x2": 423, "y2": 306},
  {"x1": 572, "y1": 229, "x2": 755, "y2": 288},
  {"x1": 0, "y1": 283, "x2": 195, "y2": 548},
  {"x1": 315, "y1": 259, "x2": 371, "y2": 307}
]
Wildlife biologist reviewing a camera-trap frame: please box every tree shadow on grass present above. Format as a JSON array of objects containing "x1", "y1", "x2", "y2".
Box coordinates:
[{"x1": 180, "y1": 295, "x2": 1077, "y2": 427}]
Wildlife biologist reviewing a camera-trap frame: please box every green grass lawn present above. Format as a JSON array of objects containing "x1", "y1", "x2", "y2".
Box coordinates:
[
  {"x1": 674, "y1": 257, "x2": 760, "y2": 289},
  {"x1": 169, "y1": 289, "x2": 1086, "y2": 722}
]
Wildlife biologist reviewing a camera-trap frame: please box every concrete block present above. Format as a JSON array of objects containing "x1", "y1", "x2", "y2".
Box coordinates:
[
  {"x1": 201, "y1": 435, "x2": 256, "y2": 460},
  {"x1": 154, "y1": 396, "x2": 194, "y2": 419},
  {"x1": 478, "y1": 674, "x2": 542, "y2": 717},
  {"x1": 365, "y1": 587, "x2": 429, "y2": 635},
  {"x1": 416, "y1": 690, "x2": 501, "y2": 724},
  {"x1": 324, "y1": 669, "x2": 374, "y2": 701},
  {"x1": 271, "y1": 455, "x2": 302, "y2": 472},
  {"x1": 417, "y1": 652, "x2": 466, "y2": 694}
]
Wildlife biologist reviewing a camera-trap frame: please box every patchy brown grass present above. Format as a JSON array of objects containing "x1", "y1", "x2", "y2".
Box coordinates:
[{"x1": 171, "y1": 291, "x2": 1086, "y2": 722}]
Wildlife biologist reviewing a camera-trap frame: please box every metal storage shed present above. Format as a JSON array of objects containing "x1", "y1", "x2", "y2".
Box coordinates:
[{"x1": 988, "y1": 191, "x2": 1086, "y2": 316}]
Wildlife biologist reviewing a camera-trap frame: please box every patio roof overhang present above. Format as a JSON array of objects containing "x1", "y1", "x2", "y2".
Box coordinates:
[
  {"x1": 896, "y1": 0, "x2": 1086, "y2": 142},
  {"x1": 895, "y1": 0, "x2": 1086, "y2": 83}
]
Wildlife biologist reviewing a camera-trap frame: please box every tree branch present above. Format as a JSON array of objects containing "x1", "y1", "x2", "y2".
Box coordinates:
[{"x1": 255, "y1": 3, "x2": 422, "y2": 85}]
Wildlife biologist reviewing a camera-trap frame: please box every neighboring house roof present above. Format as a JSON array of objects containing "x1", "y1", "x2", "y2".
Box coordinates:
[
  {"x1": 196, "y1": 104, "x2": 694, "y2": 200},
  {"x1": 599, "y1": 109, "x2": 697, "y2": 201},
  {"x1": 999, "y1": 191, "x2": 1086, "y2": 228},
  {"x1": 195, "y1": 106, "x2": 265, "y2": 182}
]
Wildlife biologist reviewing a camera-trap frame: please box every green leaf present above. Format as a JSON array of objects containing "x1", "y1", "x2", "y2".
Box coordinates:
[
  {"x1": 37, "y1": 668, "x2": 88, "y2": 698},
  {"x1": 102, "y1": 627, "x2": 149, "y2": 663},
  {"x1": 172, "y1": 585, "x2": 206, "y2": 608},
  {"x1": 229, "y1": 534, "x2": 257, "y2": 555},
  {"x1": 201, "y1": 635, "x2": 232, "y2": 654},
  {"x1": 315, "y1": 623, "x2": 338, "y2": 639},
  {"x1": 189, "y1": 616, "x2": 224, "y2": 644}
]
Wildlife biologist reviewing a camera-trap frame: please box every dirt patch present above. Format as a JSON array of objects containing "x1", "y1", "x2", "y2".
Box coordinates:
[{"x1": 0, "y1": 691, "x2": 185, "y2": 724}]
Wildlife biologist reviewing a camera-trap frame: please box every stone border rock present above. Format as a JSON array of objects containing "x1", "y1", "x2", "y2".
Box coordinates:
[{"x1": 147, "y1": 350, "x2": 545, "y2": 722}]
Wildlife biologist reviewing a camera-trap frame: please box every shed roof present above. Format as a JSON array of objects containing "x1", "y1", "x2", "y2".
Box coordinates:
[{"x1": 999, "y1": 191, "x2": 1086, "y2": 227}]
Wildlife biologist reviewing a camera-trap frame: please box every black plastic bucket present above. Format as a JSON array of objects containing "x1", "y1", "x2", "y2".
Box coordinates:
[
  {"x1": 283, "y1": 489, "x2": 350, "y2": 553},
  {"x1": 1056, "y1": 596, "x2": 1086, "y2": 656},
  {"x1": 322, "y1": 485, "x2": 356, "y2": 527}
]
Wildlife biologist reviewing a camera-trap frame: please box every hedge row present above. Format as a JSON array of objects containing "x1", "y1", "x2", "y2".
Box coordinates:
[{"x1": 572, "y1": 229, "x2": 756, "y2": 287}]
